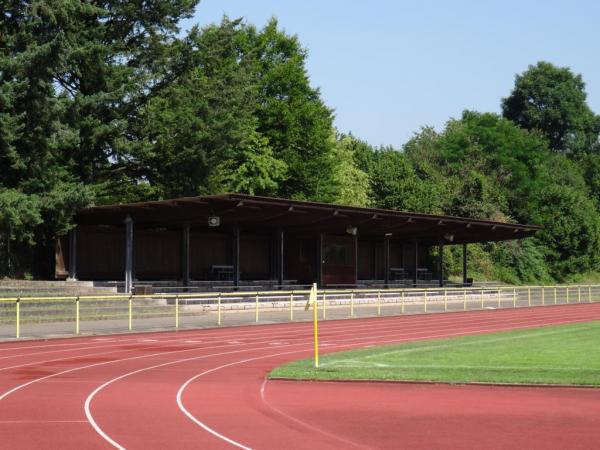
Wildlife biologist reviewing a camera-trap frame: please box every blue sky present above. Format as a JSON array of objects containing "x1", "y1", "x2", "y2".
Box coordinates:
[{"x1": 181, "y1": 1, "x2": 600, "y2": 148}]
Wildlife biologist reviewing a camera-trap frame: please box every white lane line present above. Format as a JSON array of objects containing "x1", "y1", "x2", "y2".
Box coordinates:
[
  {"x1": 2, "y1": 307, "x2": 597, "y2": 399},
  {"x1": 82, "y1": 315, "x2": 587, "y2": 449},
  {"x1": 0, "y1": 309, "x2": 597, "y2": 448},
  {"x1": 173, "y1": 316, "x2": 598, "y2": 450},
  {"x1": 2, "y1": 302, "x2": 596, "y2": 359},
  {"x1": 85, "y1": 344, "x2": 314, "y2": 450},
  {"x1": 2, "y1": 301, "x2": 597, "y2": 353},
  {"x1": 2, "y1": 306, "x2": 582, "y2": 373},
  {"x1": 259, "y1": 379, "x2": 368, "y2": 450},
  {"x1": 176, "y1": 320, "x2": 587, "y2": 449}
]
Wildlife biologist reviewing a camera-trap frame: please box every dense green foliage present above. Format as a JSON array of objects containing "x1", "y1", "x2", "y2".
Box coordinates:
[
  {"x1": 270, "y1": 321, "x2": 600, "y2": 386},
  {"x1": 1, "y1": 4, "x2": 599, "y2": 282}
]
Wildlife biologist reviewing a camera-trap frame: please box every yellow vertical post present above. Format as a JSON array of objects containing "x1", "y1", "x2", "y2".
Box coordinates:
[
  {"x1": 589, "y1": 286, "x2": 592, "y2": 303},
  {"x1": 424, "y1": 290, "x2": 428, "y2": 313},
  {"x1": 541, "y1": 287, "x2": 544, "y2": 306},
  {"x1": 175, "y1": 295, "x2": 179, "y2": 329},
  {"x1": 15, "y1": 298, "x2": 20, "y2": 339},
  {"x1": 312, "y1": 285, "x2": 319, "y2": 368},
  {"x1": 313, "y1": 292, "x2": 319, "y2": 368},
  {"x1": 578, "y1": 286, "x2": 581, "y2": 303},
  {"x1": 289, "y1": 292, "x2": 294, "y2": 321},
  {"x1": 463, "y1": 289, "x2": 467, "y2": 311},
  {"x1": 401, "y1": 290, "x2": 405, "y2": 314},
  {"x1": 554, "y1": 287, "x2": 557, "y2": 304},
  {"x1": 444, "y1": 290, "x2": 448, "y2": 312},
  {"x1": 350, "y1": 291, "x2": 354, "y2": 317},
  {"x1": 128, "y1": 295, "x2": 133, "y2": 331},
  {"x1": 217, "y1": 293, "x2": 222, "y2": 325},
  {"x1": 513, "y1": 287, "x2": 517, "y2": 308},
  {"x1": 75, "y1": 296, "x2": 80, "y2": 335},
  {"x1": 480, "y1": 289, "x2": 484, "y2": 309},
  {"x1": 566, "y1": 287, "x2": 569, "y2": 304},
  {"x1": 527, "y1": 287, "x2": 531, "y2": 306},
  {"x1": 323, "y1": 292, "x2": 327, "y2": 319},
  {"x1": 255, "y1": 293, "x2": 259, "y2": 323},
  {"x1": 377, "y1": 290, "x2": 381, "y2": 316},
  {"x1": 497, "y1": 289, "x2": 501, "y2": 308}
]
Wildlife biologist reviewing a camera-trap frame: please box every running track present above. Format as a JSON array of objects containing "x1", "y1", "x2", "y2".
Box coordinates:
[{"x1": 1, "y1": 303, "x2": 599, "y2": 449}]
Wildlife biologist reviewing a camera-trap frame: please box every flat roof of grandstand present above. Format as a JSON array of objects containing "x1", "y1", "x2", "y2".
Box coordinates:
[{"x1": 76, "y1": 193, "x2": 540, "y2": 245}]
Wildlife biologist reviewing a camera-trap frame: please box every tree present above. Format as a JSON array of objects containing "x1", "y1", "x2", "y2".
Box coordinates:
[
  {"x1": 327, "y1": 135, "x2": 370, "y2": 206},
  {"x1": 529, "y1": 185, "x2": 600, "y2": 278},
  {"x1": 0, "y1": 0, "x2": 198, "y2": 276},
  {"x1": 368, "y1": 148, "x2": 440, "y2": 213},
  {"x1": 239, "y1": 19, "x2": 337, "y2": 201},
  {"x1": 502, "y1": 61, "x2": 600, "y2": 154}
]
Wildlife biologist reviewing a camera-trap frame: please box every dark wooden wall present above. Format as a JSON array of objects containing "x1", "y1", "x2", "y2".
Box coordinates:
[
  {"x1": 322, "y1": 235, "x2": 356, "y2": 286},
  {"x1": 134, "y1": 229, "x2": 180, "y2": 280},
  {"x1": 190, "y1": 232, "x2": 230, "y2": 277},
  {"x1": 77, "y1": 227, "x2": 124, "y2": 279}
]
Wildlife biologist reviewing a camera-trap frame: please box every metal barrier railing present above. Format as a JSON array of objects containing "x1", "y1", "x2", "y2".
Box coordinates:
[{"x1": 0, "y1": 284, "x2": 598, "y2": 339}]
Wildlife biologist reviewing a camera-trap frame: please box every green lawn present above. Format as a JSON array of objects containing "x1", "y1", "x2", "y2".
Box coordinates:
[{"x1": 270, "y1": 321, "x2": 600, "y2": 386}]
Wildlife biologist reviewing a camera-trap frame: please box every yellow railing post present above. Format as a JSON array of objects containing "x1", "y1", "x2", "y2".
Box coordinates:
[
  {"x1": 323, "y1": 292, "x2": 327, "y2": 319},
  {"x1": 463, "y1": 289, "x2": 467, "y2": 311},
  {"x1": 497, "y1": 289, "x2": 501, "y2": 308},
  {"x1": 444, "y1": 290, "x2": 448, "y2": 312},
  {"x1": 128, "y1": 295, "x2": 133, "y2": 331},
  {"x1": 541, "y1": 287, "x2": 545, "y2": 306},
  {"x1": 377, "y1": 290, "x2": 381, "y2": 316},
  {"x1": 554, "y1": 286, "x2": 557, "y2": 305},
  {"x1": 175, "y1": 295, "x2": 179, "y2": 329},
  {"x1": 578, "y1": 286, "x2": 581, "y2": 303},
  {"x1": 289, "y1": 292, "x2": 294, "y2": 321},
  {"x1": 566, "y1": 287, "x2": 569, "y2": 304},
  {"x1": 75, "y1": 296, "x2": 80, "y2": 335},
  {"x1": 15, "y1": 298, "x2": 20, "y2": 339},
  {"x1": 401, "y1": 290, "x2": 405, "y2": 314},
  {"x1": 424, "y1": 290, "x2": 428, "y2": 313},
  {"x1": 589, "y1": 286, "x2": 592, "y2": 303},
  {"x1": 255, "y1": 293, "x2": 259, "y2": 323},
  {"x1": 480, "y1": 289, "x2": 484, "y2": 309},
  {"x1": 527, "y1": 287, "x2": 531, "y2": 307},
  {"x1": 350, "y1": 290, "x2": 355, "y2": 317},
  {"x1": 513, "y1": 287, "x2": 517, "y2": 308},
  {"x1": 217, "y1": 293, "x2": 222, "y2": 325}
]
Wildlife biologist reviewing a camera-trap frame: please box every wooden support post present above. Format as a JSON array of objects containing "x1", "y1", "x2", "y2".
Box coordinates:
[
  {"x1": 232, "y1": 227, "x2": 240, "y2": 289},
  {"x1": 124, "y1": 215, "x2": 134, "y2": 294},
  {"x1": 438, "y1": 243, "x2": 444, "y2": 288},
  {"x1": 354, "y1": 235, "x2": 358, "y2": 287},
  {"x1": 462, "y1": 243, "x2": 468, "y2": 285},
  {"x1": 68, "y1": 228, "x2": 77, "y2": 281},
  {"x1": 181, "y1": 223, "x2": 190, "y2": 287},
  {"x1": 316, "y1": 233, "x2": 324, "y2": 287},
  {"x1": 384, "y1": 235, "x2": 390, "y2": 288},
  {"x1": 413, "y1": 240, "x2": 419, "y2": 288},
  {"x1": 277, "y1": 229, "x2": 284, "y2": 289}
]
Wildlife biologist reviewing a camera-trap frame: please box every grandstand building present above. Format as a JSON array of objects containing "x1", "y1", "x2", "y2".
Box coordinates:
[{"x1": 56, "y1": 194, "x2": 540, "y2": 293}]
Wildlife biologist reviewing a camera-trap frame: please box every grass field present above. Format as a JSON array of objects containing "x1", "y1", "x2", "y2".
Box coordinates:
[{"x1": 270, "y1": 321, "x2": 600, "y2": 386}]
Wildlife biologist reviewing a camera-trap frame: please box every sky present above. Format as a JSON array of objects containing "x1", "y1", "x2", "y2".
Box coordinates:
[{"x1": 181, "y1": 1, "x2": 600, "y2": 148}]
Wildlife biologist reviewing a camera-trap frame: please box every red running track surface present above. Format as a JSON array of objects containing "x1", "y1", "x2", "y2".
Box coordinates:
[{"x1": 0, "y1": 303, "x2": 599, "y2": 449}]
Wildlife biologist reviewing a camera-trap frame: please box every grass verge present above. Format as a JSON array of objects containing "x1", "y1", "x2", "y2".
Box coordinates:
[{"x1": 270, "y1": 321, "x2": 600, "y2": 386}]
